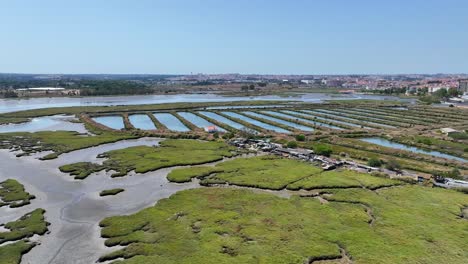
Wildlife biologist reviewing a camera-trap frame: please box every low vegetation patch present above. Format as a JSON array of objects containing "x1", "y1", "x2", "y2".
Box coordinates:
[
  {"x1": 287, "y1": 169, "x2": 401, "y2": 190},
  {"x1": 60, "y1": 139, "x2": 237, "y2": 179},
  {"x1": 0, "y1": 179, "x2": 35, "y2": 208},
  {"x1": 168, "y1": 155, "x2": 323, "y2": 190},
  {"x1": 100, "y1": 188, "x2": 125, "y2": 197},
  {"x1": 0, "y1": 209, "x2": 49, "y2": 244},
  {"x1": 0, "y1": 240, "x2": 35, "y2": 264},
  {"x1": 0, "y1": 130, "x2": 137, "y2": 159},
  {"x1": 98, "y1": 186, "x2": 468, "y2": 264}
]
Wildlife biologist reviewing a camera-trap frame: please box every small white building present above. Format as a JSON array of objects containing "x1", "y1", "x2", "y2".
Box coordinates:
[{"x1": 440, "y1": 127, "x2": 458, "y2": 135}]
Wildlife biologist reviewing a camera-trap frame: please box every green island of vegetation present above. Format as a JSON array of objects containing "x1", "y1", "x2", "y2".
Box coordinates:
[
  {"x1": 0, "y1": 241, "x2": 36, "y2": 264},
  {"x1": 0, "y1": 209, "x2": 49, "y2": 244},
  {"x1": 98, "y1": 185, "x2": 468, "y2": 264},
  {"x1": 100, "y1": 188, "x2": 125, "y2": 197},
  {"x1": 0, "y1": 130, "x2": 137, "y2": 159},
  {"x1": 60, "y1": 139, "x2": 237, "y2": 179},
  {"x1": 0, "y1": 209, "x2": 50, "y2": 264},
  {"x1": 0, "y1": 179, "x2": 35, "y2": 208}
]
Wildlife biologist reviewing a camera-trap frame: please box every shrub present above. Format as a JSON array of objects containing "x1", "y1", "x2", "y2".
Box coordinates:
[
  {"x1": 385, "y1": 159, "x2": 401, "y2": 171},
  {"x1": 287, "y1": 141, "x2": 298, "y2": 148},
  {"x1": 295, "y1": 134, "x2": 306, "y2": 141},
  {"x1": 367, "y1": 158, "x2": 383, "y2": 167},
  {"x1": 313, "y1": 144, "x2": 332, "y2": 157}
]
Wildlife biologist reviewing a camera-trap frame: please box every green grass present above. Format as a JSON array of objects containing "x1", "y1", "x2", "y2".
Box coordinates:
[
  {"x1": 0, "y1": 209, "x2": 49, "y2": 244},
  {"x1": 98, "y1": 186, "x2": 468, "y2": 264},
  {"x1": 168, "y1": 155, "x2": 323, "y2": 190},
  {"x1": 0, "y1": 130, "x2": 137, "y2": 159},
  {"x1": 60, "y1": 139, "x2": 237, "y2": 179},
  {"x1": 167, "y1": 166, "x2": 224, "y2": 183},
  {"x1": 287, "y1": 169, "x2": 402, "y2": 190},
  {"x1": 100, "y1": 188, "x2": 125, "y2": 197},
  {"x1": 0, "y1": 241, "x2": 35, "y2": 264},
  {"x1": 60, "y1": 162, "x2": 106, "y2": 180},
  {"x1": 0, "y1": 179, "x2": 35, "y2": 208}
]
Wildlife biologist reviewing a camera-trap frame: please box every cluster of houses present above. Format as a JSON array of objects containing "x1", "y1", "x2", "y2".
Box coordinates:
[
  {"x1": 230, "y1": 138, "x2": 352, "y2": 171},
  {"x1": 434, "y1": 177, "x2": 468, "y2": 189},
  {"x1": 229, "y1": 138, "x2": 468, "y2": 189}
]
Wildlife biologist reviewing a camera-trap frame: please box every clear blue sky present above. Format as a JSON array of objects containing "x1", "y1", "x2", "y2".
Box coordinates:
[{"x1": 1, "y1": 0, "x2": 467, "y2": 74}]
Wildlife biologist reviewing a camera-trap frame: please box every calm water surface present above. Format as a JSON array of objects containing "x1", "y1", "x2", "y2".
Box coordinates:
[
  {"x1": 153, "y1": 113, "x2": 190, "y2": 132},
  {"x1": 360, "y1": 137, "x2": 467, "y2": 162},
  {"x1": 128, "y1": 114, "x2": 156, "y2": 130},
  {"x1": 222, "y1": 112, "x2": 290, "y2": 133},
  {"x1": 92, "y1": 116, "x2": 125, "y2": 130},
  {"x1": 178, "y1": 112, "x2": 226, "y2": 132},
  {"x1": 0, "y1": 115, "x2": 88, "y2": 133},
  {"x1": 243, "y1": 111, "x2": 314, "y2": 132},
  {"x1": 0, "y1": 93, "x2": 415, "y2": 114},
  {"x1": 198, "y1": 111, "x2": 249, "y2": 131}
]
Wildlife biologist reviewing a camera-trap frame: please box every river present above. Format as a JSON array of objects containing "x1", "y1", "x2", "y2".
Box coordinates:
[{"x1": 0, "y1": 93, "x2": 414, "y2": 114}]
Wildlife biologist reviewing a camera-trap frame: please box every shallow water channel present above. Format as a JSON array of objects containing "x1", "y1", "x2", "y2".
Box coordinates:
[
  {"x1": 0, "y1": 138, "x2": 261, "y2": 264},
  {"x1": 360, "y1": 137, "x2": 467, "y2": 163}
]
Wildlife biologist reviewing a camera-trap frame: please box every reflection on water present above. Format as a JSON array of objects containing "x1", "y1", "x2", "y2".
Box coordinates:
[
  {"x1": 198, "y1": 111, "x2": 251, "y2": 131},
  {"x1": 178, "y1": 112, "x2": 225, "y2": 132}
]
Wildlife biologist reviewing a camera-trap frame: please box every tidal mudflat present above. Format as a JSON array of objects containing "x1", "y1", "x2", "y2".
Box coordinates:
[{"x1": 0, "y1": 138, "x2": 204, "y2": 263}]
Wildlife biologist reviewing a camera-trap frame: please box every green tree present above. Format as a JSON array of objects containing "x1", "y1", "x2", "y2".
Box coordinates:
[
  {"x1": 448, "y1": 87, "x2": 460, "y2": 97},
  {"x1": 433, "y1": 88, "x2": 448, "y2": 98}
]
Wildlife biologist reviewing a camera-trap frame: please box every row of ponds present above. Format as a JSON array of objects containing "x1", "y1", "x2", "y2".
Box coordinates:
[{"x1": 1, "y1": 110, "x2": 466, "y2": 163}]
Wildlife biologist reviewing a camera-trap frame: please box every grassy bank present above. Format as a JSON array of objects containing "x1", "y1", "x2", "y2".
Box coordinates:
[
  {"x1": 60, "y1": 139, "x2": 237, "y2": 179},
  {"x1": 0, "y1": 179, "x2": 35, "y2": 208}
]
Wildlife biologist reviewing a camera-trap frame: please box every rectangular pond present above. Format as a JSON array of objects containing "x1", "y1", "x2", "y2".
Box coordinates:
[
  {"x1": 310, "y1": 109, "x2": 394, "y2": 128},
  {"x1": 360, "y1": 137, "x2": 467, "y2": 163},
  {"x1": 152, "y1": 113, "x2": 190, "y2": 132},
  {"x1": 328, "y1": 109, "x2": 400, "y2": 128},
  {"x1": 198, "y1": 111, "x2": 253, "y2": 131},
  {"x1": 178, "y1": 112, "x2": 226, "y2": 132},
  {"x1": 283, "y1": 110, "x2": 367, "y2": 128},
  {"x1": 128, "y1": 114, "x2": 156, "y2": 130},
  {"x1": 262, "y1": 111, "x2": 343, "y2": 130},
  {"x1": 242, "y1": 111, "x2": 314, "y2": 132},
  {"x1": 222, "y1": 112, "x2": 290, "y2": 134},
  {"x1": 92, "y1": 116, "x2": 125, "y2": 130}
]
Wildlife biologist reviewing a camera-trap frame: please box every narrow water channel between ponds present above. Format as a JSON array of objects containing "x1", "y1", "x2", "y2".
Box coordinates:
[{"x1": 360, "y1": 137, "x2": 467, "y2": 163}]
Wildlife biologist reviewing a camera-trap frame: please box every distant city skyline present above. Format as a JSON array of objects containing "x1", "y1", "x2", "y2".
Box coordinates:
[{"x1": 1, "y1": 0, "x2": 467, "y2": 74}]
